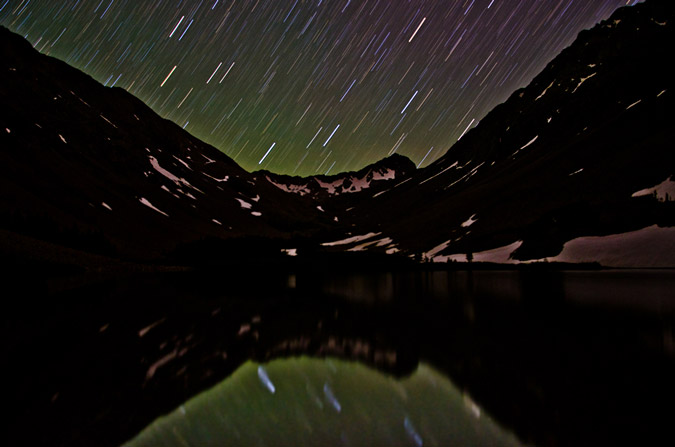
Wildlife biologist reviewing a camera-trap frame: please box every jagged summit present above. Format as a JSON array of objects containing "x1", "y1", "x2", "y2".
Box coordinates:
[{"x1": 259, "y1": 153, "x2": 415, "y2": 198}]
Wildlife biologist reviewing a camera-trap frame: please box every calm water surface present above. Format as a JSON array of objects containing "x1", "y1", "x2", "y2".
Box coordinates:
[{"x1": 4, "y1": 269, "x2": 673, "y2": 447}]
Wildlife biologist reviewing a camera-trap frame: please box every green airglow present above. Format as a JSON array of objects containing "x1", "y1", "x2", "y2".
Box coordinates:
[{"x1": 124, "y1": 357, "x2": 526, "y2": 447}]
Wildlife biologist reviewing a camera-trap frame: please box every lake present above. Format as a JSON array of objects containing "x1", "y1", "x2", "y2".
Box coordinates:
[{"x1": 4, "y1": 269, "x2": 673, "y2": 446}]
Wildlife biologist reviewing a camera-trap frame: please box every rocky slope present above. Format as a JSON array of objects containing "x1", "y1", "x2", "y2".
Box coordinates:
[
  {"x1": 0, "y1": 25, "x2": 375, "y2": 268},
  {"x1": 331, "y1": 0, "x2": 674, "y2": 267}
]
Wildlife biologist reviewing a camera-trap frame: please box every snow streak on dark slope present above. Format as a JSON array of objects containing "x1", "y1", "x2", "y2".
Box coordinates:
[
  {"x1": 0, "y1": 25, "x2": 355, "y2": 265},
  {"x1": 261, "y1": 153, "x2": 415, "y2": 199},
  {"x1": 342, "y1": 0, "x2": 674, "y2": 266}
]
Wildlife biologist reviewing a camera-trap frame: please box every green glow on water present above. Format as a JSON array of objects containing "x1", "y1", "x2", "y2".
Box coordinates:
[{"x1": 125, "y1": 357, "x2": 526, "y2": 447}]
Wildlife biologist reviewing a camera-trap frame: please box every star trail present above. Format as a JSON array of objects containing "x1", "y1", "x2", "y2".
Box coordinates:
[{"x1": 1, "y1": 0, "x2": 640, "y2": 175}]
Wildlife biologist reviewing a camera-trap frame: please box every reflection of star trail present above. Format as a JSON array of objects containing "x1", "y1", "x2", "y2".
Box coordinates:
[
  {"x1": 257, "y1": 365, "x2": 276, "y2": 394},
  {"x1": 0, "y1": 0, "x2": 639, "y2": 175},
  {"x1": 323, "y1": 382, "x2": 342, "y2": 413},
  {"x1": 404, "y1": 416, "x2": 424, "y2": 447}
]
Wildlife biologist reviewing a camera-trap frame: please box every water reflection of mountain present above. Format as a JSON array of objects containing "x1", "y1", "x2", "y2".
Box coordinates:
[{"x1": 5, "y1": 270, "x2": 673, "y2": 447}]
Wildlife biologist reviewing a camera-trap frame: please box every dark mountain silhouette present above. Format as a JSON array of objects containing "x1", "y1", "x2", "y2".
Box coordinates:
[
  {"x1": 1, "y1": 0, "x2": 673, "y2": 271},
  {"x1": 0, "y1": 24, "x2": 354, "y2": 270},
  {"x1": 335, "y1": 0, "x2": 674, "y2": 266}
]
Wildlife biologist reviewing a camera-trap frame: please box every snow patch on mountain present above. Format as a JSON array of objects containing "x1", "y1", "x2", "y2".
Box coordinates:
[
  {"x1": 347, "y1": 241, "x2": 377, "y2": 251},
  {"x1": 160, "y1": 185, "x2": 180, "y2": 199},
  {"x1": 536, "y1": 225, "x2": 675, "y2": 267},
  {"x1": 472, "y1": 241, "x2": 523, "y2": 263},
  {"x1": 347, "y1": 237, "x2": 394, "y2": 252},
  {"x1": 632, "y1": 176, "x2": 674, "y2": 201},
  {"x1": 145, "y1": 350, "x2": 177, "y2": 381},
  {"x1": 202, "y1": 172, "x2": 229, "y2": 182},
  {"x1": 424, "y1": 239, "x2": 452, "y2": 260},
  {"x1": 513, "y1": 136, "x2": 538, "y2": 157},
  {"x1": 572, "y1": 73, "x2": 596, "y2": 93},
  {"x1": 375, "y1": 237, "x2": 393, "y2": 246},
  {"x1": 99, "y1": 114, "x2": 117, "y2": 128},
  {"x1": 535, "y1": 80, "x2": 555, "y2": 101},
  {"x1": 139, "y1": 197, "x2": 169, "y2": 217},
  {"x1": 625, "y1": 99, "x2": 642, "y2": 110},
  {"x1": 315, "y1": 178, "x2": 345, "y2": 194},
  {"x1": 149, "y1": 155, "x2": 201, "y2": 192},
  {"x1": 322, "y1": 232, "x2": 381, "y2": 247},
  {"x1": 235, "y1": 198, "x2": 252, "y2": 209},
  {"x1": 344, "y1": 176, "x2": 371, "y2": 193},
  {"x1": 371, "y1": 169, "x2": 396, "y2": 181},
  {"x1": 266, "y1": 176, "x2": 311, "y2": 195},
  {"x1": 345, "y1": 169, "x2": 395, "y2": 192},
  {"x1": 461, "y1": 214, "x2": 478, "y2": 228},
  {"x1": 267, "y1": 167, "x2": 399, "y2": 197},
  {"x1": 172, "y1": 155, "x2": 192, "y2": 170}
]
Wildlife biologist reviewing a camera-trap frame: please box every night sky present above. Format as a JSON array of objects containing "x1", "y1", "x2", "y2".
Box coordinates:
[{"x1": 1, "y1": 0, "x2": 639, "y2": 176}]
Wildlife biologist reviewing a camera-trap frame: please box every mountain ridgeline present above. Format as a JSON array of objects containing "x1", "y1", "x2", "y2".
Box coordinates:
[
  {"x1": 342, "y1": 0, "x2": 674, "y2": 266},
  {"x1": 0, "y1": 0, "x2": 673, "y2": 270}
]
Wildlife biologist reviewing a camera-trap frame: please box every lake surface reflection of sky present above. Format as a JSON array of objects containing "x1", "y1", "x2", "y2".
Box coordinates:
[
  {"x1": 6, "y1": 270, "x2": 672, "y2": 447},
  {"x1": 125, "y1": 357, "x2": 526, "y2": 447}
]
